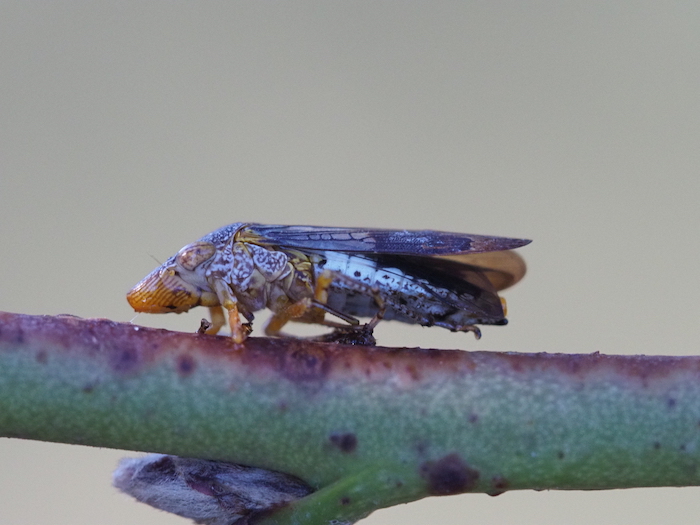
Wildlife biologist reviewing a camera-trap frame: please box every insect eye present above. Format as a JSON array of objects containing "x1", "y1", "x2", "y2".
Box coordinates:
[{"x1": 175, "y1": 242, "x2": 216, "y2": 271}]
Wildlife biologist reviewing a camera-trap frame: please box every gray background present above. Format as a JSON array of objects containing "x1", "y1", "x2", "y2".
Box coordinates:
[{"x1": 1, "y1": 2, "x2": 699, "y2": 524}]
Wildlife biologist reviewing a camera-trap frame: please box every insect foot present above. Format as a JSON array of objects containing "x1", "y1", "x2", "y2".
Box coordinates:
[{"x1": 313, "y1": 323, "x2": 378, "y2": 346}]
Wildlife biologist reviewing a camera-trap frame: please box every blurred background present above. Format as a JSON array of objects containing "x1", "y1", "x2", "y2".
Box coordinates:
[{"x1": 1, "y1": 2, "x2": 699, "y2": 524}]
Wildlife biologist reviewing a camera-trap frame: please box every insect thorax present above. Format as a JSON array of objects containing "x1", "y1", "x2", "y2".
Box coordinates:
[{"x1": 213, "y1": 241, "x2": 316, "y2": 316}]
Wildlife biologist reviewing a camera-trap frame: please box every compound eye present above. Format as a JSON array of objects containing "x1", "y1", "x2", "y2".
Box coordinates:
[{"x1": 175, "y1": 242, "x2": 216, "y2": 271}]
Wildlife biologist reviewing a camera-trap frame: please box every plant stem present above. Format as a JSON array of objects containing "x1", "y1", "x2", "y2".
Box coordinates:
[{"x1": 1, "y1": 311, "x2": 699, "y2": 524}]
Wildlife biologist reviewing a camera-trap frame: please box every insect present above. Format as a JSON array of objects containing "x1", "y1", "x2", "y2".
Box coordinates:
[{"x1": 127, "y1": 223, "x2": 530, "y2": 344}]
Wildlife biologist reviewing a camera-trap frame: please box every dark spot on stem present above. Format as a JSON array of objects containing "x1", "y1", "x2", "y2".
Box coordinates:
[
  {"x1": 340, "y1": 496, "x2": 351, "y2": 505},
  {"x1": 468, "y1": 413, "x2": 479, "y2": 424},
  {"x1": 110, "y1": 345, "x2": 140, "y2": 373},
  {"x1": 329, "y1": 433, "x2": 358, "y2": 453},
  {"x1": 653, "y1": 441, "x2": 661, "y2": 450},
  {"x1": 280, "y1": 343, "x2": 330, "y2": 382},
  {"x1": 406, "y1": 364, "x2": 420, "y2": 381},
  {"x1": 420, "y1": 453, "x2": 479, "y2": 495},
  {"x1": 35, "y1": 351, "x2": 47, "y2": 364},
  {"x1": 557, "y1": 451, "x2": 565, "y2": 459},
  {"x1": 668, "y1": 398, "x2": 677, "y2": 409},
  {"x1": 177, "y1": 354, "x2": 196, "y2": 376}
]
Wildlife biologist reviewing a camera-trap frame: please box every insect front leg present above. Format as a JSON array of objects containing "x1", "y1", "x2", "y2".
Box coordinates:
[{"x1": 211, "y1": 280, "x2": 248, "y2": 344}]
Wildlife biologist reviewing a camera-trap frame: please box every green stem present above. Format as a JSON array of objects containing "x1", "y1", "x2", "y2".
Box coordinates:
[{"x1": 1, "y1": 312, "x2": 700, "y2": 524}]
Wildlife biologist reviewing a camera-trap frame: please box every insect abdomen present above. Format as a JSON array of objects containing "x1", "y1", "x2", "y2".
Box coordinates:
[{"x1": 317, "y1": 252, "x2": 506, "y2": 329}]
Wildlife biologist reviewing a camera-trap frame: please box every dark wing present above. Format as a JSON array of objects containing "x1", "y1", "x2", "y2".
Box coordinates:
[{"x1": 249, "y1": 224, "x2": 531, "y2": 256}]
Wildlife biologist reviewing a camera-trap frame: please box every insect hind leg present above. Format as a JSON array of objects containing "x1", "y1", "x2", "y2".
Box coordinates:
[
  {"x1": 264, "y1": 269, "x2": 386, "y2": 344},
  {"x1": 316, "y1": 269, "x2": 387, "y2": 331},
  {"x1": 454, "y1": 324, "x2": 482, "y2": 340},
  {"x1": 263, "y1": 269, "x2": 360, "y2": 337},
  {"x1": 263, "y1": 297, "x2": 316, "y2": 337}
]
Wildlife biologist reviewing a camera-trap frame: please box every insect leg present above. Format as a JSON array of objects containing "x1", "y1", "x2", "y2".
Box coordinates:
[
  {"x1": 210, "y1": 280, "x2": 248, "y2": 344},
  {"x1": 309, "y1": 300, "x2": 360, "y2": 325},
  {"x1": 227, "y1": 303, "x2": 247, "y2": 344},
  {"x1": 203, "y1": 306, "x2": 226, "y2": 335},
  {"x1": 304, "y1": 268, "x2": 360, "y2": 324},
  {"x1": 318, "y1": 270, "x2": 388, "y2": 330},
  {"x1": 456, "y1": 324, "x2": 482, "y2": 339},
  {"x1": 313, "y1": 268, "x2": 333, "y2": 303},
  {"x1": 197, "y1": 319, "x2": 212, "y2": 334},
  {"x1": 263, "y1": 297, "x2": 322, "y2": 336},
  {"x1": 263, "y1": 269, "x2": 360, "y2": 337},
  {"x1": 305, "y1": 269, "x2": 382, "y2": 345},
  {"x1": 364, "y1": 289, "x2": 386, "y2": 330}
]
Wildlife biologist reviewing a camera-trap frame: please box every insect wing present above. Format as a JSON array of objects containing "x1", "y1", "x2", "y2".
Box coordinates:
[
  {"x1": 249, "y1": 224, "x2": 531, "y2": 256},
  {"x1": 438, "y1": 250, "x2": 527, "y2": 292}
]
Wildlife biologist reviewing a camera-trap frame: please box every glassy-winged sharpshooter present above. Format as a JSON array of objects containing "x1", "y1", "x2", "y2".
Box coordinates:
[{"x1": 127, "y1": 223, "x2": 530, "y2": 343}]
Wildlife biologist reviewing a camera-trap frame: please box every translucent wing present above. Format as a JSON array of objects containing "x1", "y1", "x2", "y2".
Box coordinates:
[
  {"x1": 249, "y1": 224, "x2": 531, "y2": 256},
  {"x1": 438, "y1": 250, "x2": 527, "y2": 291}
]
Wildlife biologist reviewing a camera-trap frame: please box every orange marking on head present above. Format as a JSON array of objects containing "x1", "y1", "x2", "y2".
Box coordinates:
[{"x1": 127, "y1": 267, "x2": 202, "y2": 313}]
